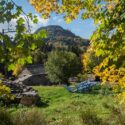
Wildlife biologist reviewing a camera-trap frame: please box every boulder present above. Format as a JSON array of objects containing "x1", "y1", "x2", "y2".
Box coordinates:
[
  {"x1": 20, "y1": 91, "x2": 40, "y2": 106},
  {"x1": 2, "y1": 80, "x2": 40, "y2": 106}
]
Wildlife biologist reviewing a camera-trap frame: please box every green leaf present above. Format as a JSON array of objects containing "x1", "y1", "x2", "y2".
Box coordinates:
[
  {"x1": 18, "y1": 58, "x2": 25, "y2": 65},
  {"x1": 95, "y1": 49, "x2": 104, "y2": 56},
  {"x1": 26, "y1": 56, "x2": 32, "y2": 63},
  {"x1": 17, "y1": 41, "x2": 24, "y2": 48},
  {"x1": 8, "y1": 64, "x2": 15, "y2": 71},
  {"x1": 38, "y1": 30, "x2": 47, "y2": 38},
  {"x1": 33, "y1": 17, "x2": 38, "y2": 24},
  {"x1": 17, "y1": 18, "x2": 25, "y2": 25},
  {"x1": 30, "y1": 43, "x2": 37, "y2": 50}
]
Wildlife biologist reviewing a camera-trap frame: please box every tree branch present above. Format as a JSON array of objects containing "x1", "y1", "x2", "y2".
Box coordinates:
[{"x1": 10, "y1": 0, "x2": 31, "y2": 33}]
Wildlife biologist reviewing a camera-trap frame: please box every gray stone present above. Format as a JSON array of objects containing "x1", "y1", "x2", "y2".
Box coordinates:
[
  {"x1": 2, "y1": 80, "x2": 40, "y2": 106},
  {"x1": 15, "y1": 64, "x2": 51, "y2": 86}
]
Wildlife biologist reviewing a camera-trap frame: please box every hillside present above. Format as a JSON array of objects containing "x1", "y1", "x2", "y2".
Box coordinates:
[{"x1": 35, "y1": 25, "x2": 89, "y2": 53}]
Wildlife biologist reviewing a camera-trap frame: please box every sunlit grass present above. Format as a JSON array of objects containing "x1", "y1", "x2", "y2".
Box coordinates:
[{"x1": 32, "y1": 86, "x2": 114, "y2": 125}]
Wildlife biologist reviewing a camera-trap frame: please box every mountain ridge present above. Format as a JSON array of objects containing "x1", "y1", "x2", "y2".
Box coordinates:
[{"x1": 35, "y1": 25, "x2": 90, "y2": 53}]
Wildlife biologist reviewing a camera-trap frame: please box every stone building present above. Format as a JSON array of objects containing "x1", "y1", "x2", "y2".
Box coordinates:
[{"x1": 17, "y1": 64, "x2": 51, "y2": 86}]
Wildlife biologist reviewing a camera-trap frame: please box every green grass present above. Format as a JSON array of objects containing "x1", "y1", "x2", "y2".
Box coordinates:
[
  {"x1": 5, "y1": 86, "x2": 116, "y2": 125},
  {"x1": 31, "y1": 86, "x2": 115, "y2": 125}
]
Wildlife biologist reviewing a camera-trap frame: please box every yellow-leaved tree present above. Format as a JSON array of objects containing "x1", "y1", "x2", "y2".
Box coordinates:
[{"x1": 0, "y1": 76, "x2": 14, "y2": 101}]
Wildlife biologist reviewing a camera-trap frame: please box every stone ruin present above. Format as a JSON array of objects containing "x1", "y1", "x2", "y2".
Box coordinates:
[
  {"x1": 16, "y1": 64, "x2": 51, "y2": 86},
  {"x1": 2, "y1": 80, "x2": 40, "y2": 106}
]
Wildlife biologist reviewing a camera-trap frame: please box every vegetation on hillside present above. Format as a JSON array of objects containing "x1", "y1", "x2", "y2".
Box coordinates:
[
  {"x1": 31, "y1": 25, "x2": 89, "y2": 64},
  {"x1": 36, "y1": 25, "x2": 89, "y2": 55}
]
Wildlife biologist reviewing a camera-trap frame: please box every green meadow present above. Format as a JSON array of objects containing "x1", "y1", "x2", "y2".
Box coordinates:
[{"x1": 32, "y1": 86, "x2": 114, "y2": 125}]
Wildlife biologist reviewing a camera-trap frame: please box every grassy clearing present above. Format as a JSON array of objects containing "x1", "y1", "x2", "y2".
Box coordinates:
[
  {"x1": 32, "y1": 86, "x2": 115, "y2": 125},
  {"x1": 4, "y1": 86, "x2": 116, "y2": 125}
]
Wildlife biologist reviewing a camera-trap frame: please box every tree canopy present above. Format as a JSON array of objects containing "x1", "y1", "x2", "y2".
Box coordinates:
[
  {"x1": 0, "y1": 0, "x2": 47, "y2": 76},
  {"x1": 0, "y1": 0, "x2": 47, "y2": 100},
  {"x1": 45, "y1": 51, "x2": 81, "y2": 85}
]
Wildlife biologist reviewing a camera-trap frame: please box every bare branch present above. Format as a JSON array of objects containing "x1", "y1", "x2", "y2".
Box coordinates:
[{"x1": 10, "y1": 0, "x2": 31, "y2": 33}]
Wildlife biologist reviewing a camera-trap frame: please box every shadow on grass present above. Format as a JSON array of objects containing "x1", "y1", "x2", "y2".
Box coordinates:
[
  {"x1": 0, "y1": 98, "x2": 49, "y2": 108},
  {"x1": 36, "y1": 99, "x2": 49, "y2": 107}
]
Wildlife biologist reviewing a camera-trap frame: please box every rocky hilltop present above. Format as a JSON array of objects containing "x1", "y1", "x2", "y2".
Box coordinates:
[{"x1": 35, "y1": 25, "x2": 89, "y2": 53}]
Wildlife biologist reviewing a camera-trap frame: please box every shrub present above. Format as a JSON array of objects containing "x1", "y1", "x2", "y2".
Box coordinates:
[
  {"x1": 101, "y1": 103, "x2": 125, "y2": 125},
  {"x1": 0, "y1": 108, "x2": 14, "y2": 125},
  {"x1": 81, "y1": 108, "x2": 105, "y2": 125},
  {"x1": 99, "y1": 85, "x2": 113, "y2": 95},
  {"x1": 0, "y1": 82, "x2": 14, "y2": 103},
  {"x1": 107, "y1": 104, "x2": 125, "y2": 125},
  {"x1": 90, "y1": 84, "x2": 101, "y2": 94},
  {"x1": 0, "y1": 108, "x2": 47, "y2": 125},
  {"x1": 13, "y1": 108, "x2": 47, "y2": 125}
]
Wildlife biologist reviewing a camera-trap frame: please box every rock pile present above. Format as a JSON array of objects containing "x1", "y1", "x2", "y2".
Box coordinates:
[{"x1": 2, "y1": 80, "x2": 40, "y2": 106}]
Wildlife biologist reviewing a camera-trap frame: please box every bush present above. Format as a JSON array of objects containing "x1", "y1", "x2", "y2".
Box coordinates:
[
  {"x1": 99, "y1": 85, "x2": 113, "y2": 95},
  {"x1": 107, "y1": 104, "x2": 125, "y2": 125},
  {"x1": 0, "y1": 108, "x2": 47, "y2": 125},
  {"x1": 90, "y1": 84, "x2": 101, "y2": 94},
  {"x1": 13, "y1": 108, "x2": 47, "y2": 125},
  {"x1": 0, "y1": 108, "x2": 14, "y2": 125},
  {"x1": 0, "y1": 82, "x2": 14, "y2": 103},
  {"x1": 81, "y1": 108, "x2": 105, "y2": 125}
]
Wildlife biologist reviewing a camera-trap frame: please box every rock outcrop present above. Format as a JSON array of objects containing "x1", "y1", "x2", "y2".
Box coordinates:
[{"x1": 2, "y1": 80, "x2": 40, "y2": 106}]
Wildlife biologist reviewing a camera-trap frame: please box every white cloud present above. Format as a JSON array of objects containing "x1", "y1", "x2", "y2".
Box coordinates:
[
  {"x1": 0, "y1": 19, "x2": 17, "y2": 37},
  {"x1": 0, "y1": 14, "x2": 49, "y2": 35},
  {"x1": 30, "y1": 14, "x2": 49, "y2": 32}
]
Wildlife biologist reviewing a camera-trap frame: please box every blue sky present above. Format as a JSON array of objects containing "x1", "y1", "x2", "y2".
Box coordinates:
[{"x1": 14, "y1": 0, "x2": 96, "y2": 39}]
